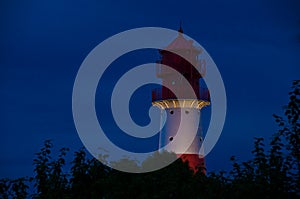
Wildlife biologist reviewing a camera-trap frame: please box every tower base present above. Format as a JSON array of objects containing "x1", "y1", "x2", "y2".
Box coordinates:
[{"x1": 178, "y1": 154, "x2": 206, "y2": 174}]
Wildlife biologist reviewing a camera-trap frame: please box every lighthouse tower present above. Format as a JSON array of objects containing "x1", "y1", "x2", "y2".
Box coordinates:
[{"x1": 152, "y1": 26, "x2": 210, "y2": 172}]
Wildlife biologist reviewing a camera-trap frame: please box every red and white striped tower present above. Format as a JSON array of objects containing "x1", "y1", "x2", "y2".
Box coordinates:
[{"x1": 152, "y1": 26, "x2": 210, "y2": 172}]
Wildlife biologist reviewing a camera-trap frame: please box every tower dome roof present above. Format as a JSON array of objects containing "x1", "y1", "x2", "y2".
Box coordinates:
[{"x1": 164, "y1": 32, "x2": 201, "y2": 53}]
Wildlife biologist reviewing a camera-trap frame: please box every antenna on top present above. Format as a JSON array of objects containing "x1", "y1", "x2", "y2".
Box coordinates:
[{"x1": 178, "y1": 20, "x2": 183, "y2": 33}]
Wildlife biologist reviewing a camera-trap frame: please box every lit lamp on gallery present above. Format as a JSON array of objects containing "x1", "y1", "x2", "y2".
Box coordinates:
[{"x1": 152, "y1": 26, "x2": 210, "y2": 172}]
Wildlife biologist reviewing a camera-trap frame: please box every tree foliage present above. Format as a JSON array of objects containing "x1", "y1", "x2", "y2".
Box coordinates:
[{"x1": 0, "y1": 80, "x2": 299, "y2": 198}]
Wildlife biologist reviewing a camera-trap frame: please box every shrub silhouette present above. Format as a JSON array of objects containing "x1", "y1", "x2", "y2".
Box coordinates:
[{"x1": 0, "y1": 80, "x2": 299, "y2": 198}]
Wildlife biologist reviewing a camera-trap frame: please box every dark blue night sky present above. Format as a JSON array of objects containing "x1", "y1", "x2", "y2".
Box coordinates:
[{"x1": 1, "y1": 0, "x2": 300, "y2": 178}]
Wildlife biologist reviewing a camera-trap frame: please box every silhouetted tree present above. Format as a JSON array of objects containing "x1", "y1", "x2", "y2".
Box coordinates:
[
  {"x1": 0, "y1": 80, "x2": 299, "y2": 198},
  {"x1": 32, "y1": 140, "x2": 69, "y2": 198},
  {"x1": 0, "y1": 177, "x2": 29, "y2": 199}
]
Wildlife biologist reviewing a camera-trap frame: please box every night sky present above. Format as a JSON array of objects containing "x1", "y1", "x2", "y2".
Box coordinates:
[{"x1": 1, "y1": 0, "x2": 300, "y2": 178}]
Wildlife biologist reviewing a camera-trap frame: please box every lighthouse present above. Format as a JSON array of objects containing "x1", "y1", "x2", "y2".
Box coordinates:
[{"x1": 152, "y1": 26, "x2": 210, "y2": 172}]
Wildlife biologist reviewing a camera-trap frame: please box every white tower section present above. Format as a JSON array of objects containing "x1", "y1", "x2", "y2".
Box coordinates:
[{"x1": 153, "y1": 100, "x2": 209, "y2": 154}]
